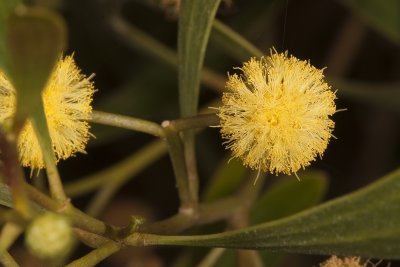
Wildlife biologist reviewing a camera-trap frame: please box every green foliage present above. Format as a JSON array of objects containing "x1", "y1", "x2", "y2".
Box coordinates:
[
  {"x1": 209, "y1": 171, "x2": 329, "y2": 267},
  {"x1": 6, "y1": 7, "x2": 67, "y2": 202},
  {"x1": 6, "y1": 7, "x2": 66, "y2": 120},
  {"x1": 333, "y1": 79, "x2": 400, "y2": 113},
  {"x1": 251, "y1": 171, "x2": 328, "y2": 224},
  {"x1": 340, "y1": 0, "x2": 400, "y2": 44},
  {"x1": 178, "y1": 0, "x2": 221, "y2": 116},
  {"x1": 203, "y1": 158, "x2": 248, "y2": 202},
  {"x1": 0, "y1": 0, "x2": 21, "y2": 74},
  {"x1": 149, "y1": 169, "x2": 400, "y2": 259}
]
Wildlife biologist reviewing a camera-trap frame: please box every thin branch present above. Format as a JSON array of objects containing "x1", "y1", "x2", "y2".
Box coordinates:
[
  {"x1": 162, "y1": 121, "x2": 195, "y2": 211},
  {"x1": 90, "y1": 110, "x2": 164, "y2": 138},
  {"x1": 197, "y1": 248, "x2": 226, "y2": 267},
  {"x1": 0, "y1": 130, "x2": 32, "y2": 218},
  {"x1": 31, "y1": 102, "x2": 67, "y2": 203},
  {"x1": 110, "y1": 15, "x2": 226, "y2": 92},
  {"x1": 173, "y1": 113, "x2": 220, "y2": 131},
  {"x1": 0, "y1": 223, "x2": 23, "y2": 255},
  {"x1": 212, "y1": 19, "x2": 263, "y2": 58},
  {"x1": 183, "y1": 132, "x2": 199, "y2": 205},
  {"x1": 141, "y1": 175, "x2": 262, "y2": 235},
  {"x1": 0, "y1": 251, "x2": 20, "y2": 267},
  {"x1": 65, "y1": 140, "x2": 167, "y2": 197},
  {"x1": 65, "y1": 241, "x2": 121, "y2": 267}
]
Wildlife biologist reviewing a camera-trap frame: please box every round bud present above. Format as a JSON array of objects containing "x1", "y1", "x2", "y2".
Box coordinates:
[{"x1": 25, "y1": 212, "x2": 73, "y2": 259}]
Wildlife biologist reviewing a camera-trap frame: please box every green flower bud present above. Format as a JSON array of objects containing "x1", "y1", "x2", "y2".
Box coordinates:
[{"x1": 25, "y1": 212, "x2": 73, "y2": 259}]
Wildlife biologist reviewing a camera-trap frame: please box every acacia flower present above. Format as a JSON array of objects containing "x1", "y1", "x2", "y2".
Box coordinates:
[
  {"x1": 217, "y1": 51, "x2": 336, "y2": 175},
  {"x1": 0, "y1": 55, "x2": 95, "y2": 169},
  {"x1": 320, "y1": 256, "x2": 365, "y2": 267}
]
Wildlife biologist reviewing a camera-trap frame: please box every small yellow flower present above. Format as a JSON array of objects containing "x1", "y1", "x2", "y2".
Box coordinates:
[
  {"x1": 320, "y1": 256, "x2": 365, "y2": 267},
  {"x1": 217, "y1": 51, "x2": 336, "y2": 175},
  {"x1": 0, "y1": 55, "x2": 95, "y2": 169}
]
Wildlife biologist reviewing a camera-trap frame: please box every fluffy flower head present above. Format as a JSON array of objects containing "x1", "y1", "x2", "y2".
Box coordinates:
[
  {"x1": 218, "y1": 51, "x2": 336, "y2": 175},
  {"x1": 0, "y1": 55, "x2": 95, "y2": 169},
  {"x1": 320, "y1": 256, "x2": 365, "y2": 267}
]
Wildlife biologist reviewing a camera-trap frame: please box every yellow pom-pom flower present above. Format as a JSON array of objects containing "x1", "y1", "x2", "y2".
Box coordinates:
[
  {"x1": 217, "y1": 51, "x2": 336, "y2": 175},
  {"x1": 0, "y1": 55, "x2": 95, "y2": 169},
  {"x1": 320, "y1": 256, "x2": 364, "y2": 267}
]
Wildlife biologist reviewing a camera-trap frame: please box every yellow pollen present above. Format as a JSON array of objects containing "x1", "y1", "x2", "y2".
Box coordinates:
[
  {"x1": 0, "y1": 55, "x2": 95, "y2": 170},
  {"x1": 217, "y1": 50, "x2": 337, "y2": 175}
]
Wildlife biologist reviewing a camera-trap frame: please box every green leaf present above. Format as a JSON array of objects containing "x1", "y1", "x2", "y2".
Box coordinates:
[
  {"x1": 203, "y1": 158, "x2": 248, "y2": 202},
  {"x1": 251, "y1": 171, "x2": 328, "y2": 267},
  {"x1": 251, "y1": 171, "x2": 328, "y2": 224},
  {"x1": 212, "y1": 249, "x2": 235, "y2": 267},
  {"x1": 6, "y1": 7, "x2": 67, "y2": 201},
  {"x1": 6, "y1": 7, "x2": 66, "y2": 120},
  {"x1": 209, "y1": 171, "x2": 328, "y2": 267},
  {"x1": 210, "y1": 19, "x2": 263, "y2": 62},
  {"x1": 0, "y1": 182, "x2": 13, "y2": 208},
  {"x1": 339, "y1": 0, "x2": 400, "y2": 45},
  {"x1": 178, "y1": 0, "x2": 221, "y2": 116},
  {"x1": 331, "y1": 78, "x2": 400, "y2": 113},
  {"x1": 0, "y1": 0, "x2": 21, "y2": 74},
  {"x1": 147, "y1": 168, "x2": 400, "y2": 259}
]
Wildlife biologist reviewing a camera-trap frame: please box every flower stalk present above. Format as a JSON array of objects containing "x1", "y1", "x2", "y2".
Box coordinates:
[
  {"x1": 65, "y1": 241, "x2": 121, "y2": 267},
  {"x1": 162, "y1": 121, "x2": 196, "y2": 211},
  {"x1": 89, "y1": 110, "x2": 165, "y2": 138}
]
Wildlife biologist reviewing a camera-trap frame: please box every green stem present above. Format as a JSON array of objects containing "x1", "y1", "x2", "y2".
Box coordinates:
[
  {"x1": 109, "y1": 15, "x2": 226, "y2": 92},
  {"x1": 85, "y1": 182, "x2": 119, "y2": 217},
  {"x1": 183, "y1": 132, "x2": 199, "y2": 204},
  {"x1": 66, "y1": 207, "x2": 113, "y2": 237},
  {"x1": 0, "y1": 207, "x2": 27, "y2": 226},
  {"x1": 110, "y1": 15, "x2": 177, "y2": 67},
  {"x1": 162, "y1": 121, "x2": 194, "y2": 211},
  {"x1": 141, "y1": 180, "x2": 259, "y2": 235},
  {"x1": 212, "y1": 19, "x2": 263, "y2": 58},
  {"x1": 0, "y1": 223, "x2": 22, "y2": 255},
  {"x1": 197, "y1": 248, "x2": 226, "y2": 267},
  {"x1": 31, "y1": 101, "x2": 67, "y2": 203},
  {"x1": 140, "y1": 212, "x2": 195, "y2": 235},
  {"x1": 73, "y1": 228, "x2": 111, "y2": 248},
  {"x1": 2, "y1": 182, "x2": 116, "y2": 237},
  {"x1": 0, "y1": 252, "x2": 20, "y2": 267},
  {"x1": 0, "y1": 130, "x2": 32, "y2": 218},
  {"x1": 65, "y1": 140, "x2": 167, "y2": 197},
  {"x1": 89, "y1": 110, "x2": 164, "y2": 138},
  {"x1": 65, "y1": 241, "x2": 121, "y2": 267},
  {"x1": 173, "y1": 113, "x2": 220, "y2": 131}
]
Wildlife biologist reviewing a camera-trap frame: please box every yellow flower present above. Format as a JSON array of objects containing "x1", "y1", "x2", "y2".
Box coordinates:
[
  {"x1": 320, "y1": 256, "x2": 365, "y2": 267},
  {"x1": 0, "y1": 55, "x2": 95, "y2": 169},
  {"x1": 217, "y1": 51, "x2": 336, "y2": 175}
]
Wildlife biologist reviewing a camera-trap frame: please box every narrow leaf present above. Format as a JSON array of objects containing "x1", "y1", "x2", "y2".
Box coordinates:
[
  {"x1": 331, "y1": 78, "x2": 400, "y2": 113},
  {"x1": 178, "y1": 0, "x2": 221, "y2": 116},
  {"x1": 6, "y1": 7, "x2": 67, "y2": 201},
  {"x1": 339, "y1": 0, "x2": 400, "y2": 45},
  {"x1": 146, "y1": 168, "x2": 400, "y2": 259},
  {"x1": 251, "y1": 171, "x2": 328, "y2": 267},
  {"x1": 6, "y1": 7, "x2": 66, "y2": 120},
  {"x1": 0, "y1": 0, "x2": 21, "y2": 74},
  {"x1": 211, "y1": 19, "x2": 263, "y2": 62},
  {"x1": 251, "y1": 171, "x2": 328, "y2": 224},
  {"x1": 203, "y1": 158, "x2": 248, "y2": 202}
]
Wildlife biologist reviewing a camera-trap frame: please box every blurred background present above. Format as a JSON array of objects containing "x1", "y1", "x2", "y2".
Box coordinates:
[{"x1": 15, "y1": 0, "x2": 400, "y2": 266}]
